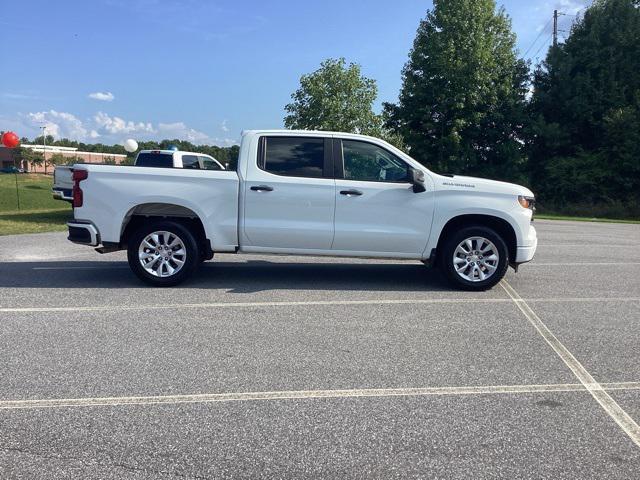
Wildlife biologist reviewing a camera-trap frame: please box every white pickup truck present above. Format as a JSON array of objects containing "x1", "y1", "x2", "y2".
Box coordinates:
[{"x1": 67, "y1": 130, "x2": 537, "y2": 290}]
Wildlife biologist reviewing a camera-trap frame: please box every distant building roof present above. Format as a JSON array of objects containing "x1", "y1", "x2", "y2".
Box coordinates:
[
  {"x1": 22, "y1": 144, "x2": 78, "y2": 152},
  {"x1": 21, "y1": 144, "x2": 126, "y2": 158}
]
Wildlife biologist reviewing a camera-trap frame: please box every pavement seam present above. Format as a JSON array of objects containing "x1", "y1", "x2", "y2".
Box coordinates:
[{"x1": 500, "y1": 280, "x2": 640, "y2": 449}]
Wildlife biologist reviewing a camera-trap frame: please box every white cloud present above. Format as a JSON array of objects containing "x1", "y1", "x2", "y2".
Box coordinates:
[
  {"x1": 2, "y1": 92, "x2": 38, "y2": 100},
  {"x1": 27, "y1": 110, "x2": 88, "y2": 140},
  {"x1": 215, "y1": 138, "x2": 239, "y2": 147},
  {"x1": 16, "y1": 109, "x2": 236, "y2": 146},
  {"x1": 94, "y1": 111, "x2": 154, "y2": 135},
  {"x1": 558, "y1": 0, "x2": 589, "y2": 15},
  {"x1": 220, "y1": 119, "x2": 229, "y2": 132},
  {"x1": 158, "y1": 122, "x2": 211, "y2": 143},
  {"x1": 88, "y1": 91, "x2": 115, "y2": 102}
]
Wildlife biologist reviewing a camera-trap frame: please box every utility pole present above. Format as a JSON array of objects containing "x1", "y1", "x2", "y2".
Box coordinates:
[
  {"x1": 40, "y1": 125, "x2": 47, "y2": 175},
  {"x1": 553, "y1": 9, "x2": 558, "y2": 47}
]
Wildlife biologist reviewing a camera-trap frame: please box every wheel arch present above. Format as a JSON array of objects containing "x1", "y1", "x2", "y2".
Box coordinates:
[
  {"x1": 434, "y1": 214, "x2": 518, "y2": 263},
  {"x1": 120, "y1": 203, "x2": 212, "y2": 258}
]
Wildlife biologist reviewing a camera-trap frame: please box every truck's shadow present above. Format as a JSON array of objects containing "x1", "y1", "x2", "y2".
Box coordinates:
[{"x1": 0, "y1": 259, "x2": 450, "y2": 292}]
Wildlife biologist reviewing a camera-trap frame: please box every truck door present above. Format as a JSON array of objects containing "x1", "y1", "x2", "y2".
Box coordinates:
[
  {"x1": 332, "y1": 138, "x2": 433, "y2": 256},
  {"x1": 243, "y1": 135, "x2": 335, "y2": 250}
]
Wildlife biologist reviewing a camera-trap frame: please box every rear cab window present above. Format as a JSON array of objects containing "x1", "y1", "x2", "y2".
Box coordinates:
[{"x1": 135, "y1": 152, "x2": 174, "y2": 168}]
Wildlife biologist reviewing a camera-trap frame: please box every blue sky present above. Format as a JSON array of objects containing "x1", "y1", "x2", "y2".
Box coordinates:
[{"x1": 0, "y1": 0, "x2": 590, "y2": 146}]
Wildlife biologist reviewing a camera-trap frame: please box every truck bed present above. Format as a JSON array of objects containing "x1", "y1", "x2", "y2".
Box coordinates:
[{"x1": 72, "y1": 164, "x2": 240, "y2": 251}]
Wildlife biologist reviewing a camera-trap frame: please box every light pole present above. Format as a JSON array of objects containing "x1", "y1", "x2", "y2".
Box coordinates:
[{"x1": 40, "y1": 125, "x2": 47, "y2": 175}]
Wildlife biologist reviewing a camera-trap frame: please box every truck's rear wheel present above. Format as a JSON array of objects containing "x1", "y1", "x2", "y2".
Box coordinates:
[
  {"x1": 127, "y1": 221, "x2": 199, "y2": 287},
  {"x1": 440, "y1": 226, "x2": 509, "y2": 291}
]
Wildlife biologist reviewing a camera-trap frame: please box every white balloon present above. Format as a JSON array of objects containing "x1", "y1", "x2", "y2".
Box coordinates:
[{"x1": 123, "y1": 138, "x2": 138, "y2": 153}]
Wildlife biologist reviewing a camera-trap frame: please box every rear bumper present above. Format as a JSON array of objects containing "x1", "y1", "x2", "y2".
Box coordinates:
[
  {"x1": 53, "y1": 188, "x2": 73, "y2": 201},
  {"x1": 515, "y1": 225, "x2": 537, "y2": 263},
  {"x1": 67, "y1": 222, "x2": 100, "y2": 246}
]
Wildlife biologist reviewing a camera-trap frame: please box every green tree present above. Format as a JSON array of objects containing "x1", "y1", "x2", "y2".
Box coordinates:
[
  {"x1": 47, "y1": 152, "x2": 68, "y2": 168},
  {"x1": 284, "y1": 58, "x2": 404, "y2": 148},
  {"x1": 384, "y1": 0, "x2": 529, "y2": 181},
  {"x1": 528, "y1": 0, "x2": 640, "y2": 216},
  {"x1": 19, "y1": 148, "x2": 44, "y2": 172}
]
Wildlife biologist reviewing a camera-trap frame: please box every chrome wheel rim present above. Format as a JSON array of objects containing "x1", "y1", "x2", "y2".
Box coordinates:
[
  {"x1": 453, "y1": 236, "x2": 499, "y2": 282},
  {"x1": 138, "y1": 231, "x2": 186, "y2": 278}
]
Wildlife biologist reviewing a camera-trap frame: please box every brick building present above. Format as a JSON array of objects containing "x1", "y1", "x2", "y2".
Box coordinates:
[{"x1": 0, "y1": 145, "x2": 128, "y2": 174}]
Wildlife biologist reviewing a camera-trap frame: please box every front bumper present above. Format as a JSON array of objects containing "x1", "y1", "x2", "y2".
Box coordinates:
[
  {"x1": 515, "y1": 225, "x2": 537, "y2": 263},
  {"x1": 67, "y1": 222, "x2": 100, "y2": 246}
]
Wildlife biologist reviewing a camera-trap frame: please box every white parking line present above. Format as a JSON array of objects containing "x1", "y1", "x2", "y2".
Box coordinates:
[
  {"x1": 1, "y1": 382, "x2": 639, "y2": 410},
  {"x1": 501, "y1": 280, "x2": 640, "y2": 449},
  {"x1": 528, "y1": 262, "x2": 640, "y2": 266},
  {"x1": 4, "y1": 252, "x2": 103, "y2": 263},
  {"x1": 605, "y1": 382, "x2": 640, "y2": 391},
  {"x1": 32, "y1": 265, "x2": 128, "y2": 270},
  {"x1": 525, "y1": 297, "x2": 640, "y2": 303},
  {"x1": 538, "y1": 244, "x2": 640, "y2": 248},
  {"x1": 0, "y1": 298, "x2": 512, "y2": 313},
  {"x1": 1, "y1": 297, "x2": 639, "y2": 314},
  {"x1": 31, "y1": 263, "x2": 640, "y2": 270}
]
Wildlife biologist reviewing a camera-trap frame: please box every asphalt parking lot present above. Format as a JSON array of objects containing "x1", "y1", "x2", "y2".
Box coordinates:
[{"x1": 0, "y1": 219, "x2": 639, "y2": 479}]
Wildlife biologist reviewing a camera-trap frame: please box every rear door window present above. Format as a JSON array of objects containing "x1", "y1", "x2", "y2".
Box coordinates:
[
  {"x1": 260, "y1": 137, "x2": 326, "y2": 178},
  {"x1": 135, "y1": 152, "x2": 174, "y2": 168}
]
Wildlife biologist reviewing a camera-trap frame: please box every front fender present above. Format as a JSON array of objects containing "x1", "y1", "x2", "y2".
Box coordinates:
[{"x1": 424, "y1": 193, "x2": 530, "y2": 258}]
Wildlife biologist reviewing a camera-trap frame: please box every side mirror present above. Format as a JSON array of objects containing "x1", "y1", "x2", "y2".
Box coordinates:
[{"x1": 409, "y1": 168, "x2": 426, "y2": 193}]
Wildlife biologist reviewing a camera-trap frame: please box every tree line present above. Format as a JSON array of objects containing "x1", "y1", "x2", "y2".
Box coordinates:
[{"x1": 284, "y1": 0, "x2": 640, "y2": 218}]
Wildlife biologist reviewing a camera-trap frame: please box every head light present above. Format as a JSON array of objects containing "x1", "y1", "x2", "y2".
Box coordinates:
[{"x1": 518, "y1": 195, "x2": 535, "y2": 210}]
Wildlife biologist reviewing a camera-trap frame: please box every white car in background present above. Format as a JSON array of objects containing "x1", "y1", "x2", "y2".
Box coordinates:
[
  {"x1": 66, "y1": 130, "x2": 537, "y2": 291},
  {"x1": 133, "y1": 150, "x2": 225, "y2": 170},
  {"x1": 53, "y1": 150, "x2": 225, "y2": 201}
]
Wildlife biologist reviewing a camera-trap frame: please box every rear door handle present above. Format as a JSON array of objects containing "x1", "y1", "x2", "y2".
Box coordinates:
[
  {"x1": 250, "y1": 185, "x2": 274, "y2": 192},
  {"x1": 340, "y1": 189, "x2": 363, "y2": 196}
]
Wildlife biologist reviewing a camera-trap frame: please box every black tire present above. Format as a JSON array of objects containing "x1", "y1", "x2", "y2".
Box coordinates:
[
  {"x1": 127, "y1": 220, "x2": 200, "y2": 287},
  {"x1": 440, "y1": 225, "x2": 509, "y2": 291}
]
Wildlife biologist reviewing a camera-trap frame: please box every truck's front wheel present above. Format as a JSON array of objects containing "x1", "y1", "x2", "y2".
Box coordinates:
[
  {"x1": 440, "y1": 226, "x2": 509, "y2": 291},
  {"x1": 127, "y1": 221, "x2": 199, "y2": 287}
]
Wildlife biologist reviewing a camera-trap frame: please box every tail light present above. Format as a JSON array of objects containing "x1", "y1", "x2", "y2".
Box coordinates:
[{"x1": 72, "y1": 169, "x2": 88, "y2": 208}]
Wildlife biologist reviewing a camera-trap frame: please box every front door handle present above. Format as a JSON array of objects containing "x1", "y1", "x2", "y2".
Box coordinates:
[
  {"x1": 250, "y1": 185, "x2": 274, "y2": 192},
  {"x1": 340, "y1": 189, "x2": 363, "y2": 196}
]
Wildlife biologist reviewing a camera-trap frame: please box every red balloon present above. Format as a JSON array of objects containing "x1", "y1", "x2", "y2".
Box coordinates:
[{"x1": 2, "y1": 131, "x2": 20, "y2": 148}]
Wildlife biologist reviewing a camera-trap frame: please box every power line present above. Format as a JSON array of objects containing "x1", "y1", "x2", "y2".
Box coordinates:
[
  {"x1": 532, "y1": 34, "x2": 554, "y2": 59},
  {"x1": 523, "y1": 18, "x2": 553, "y2": 57}
]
